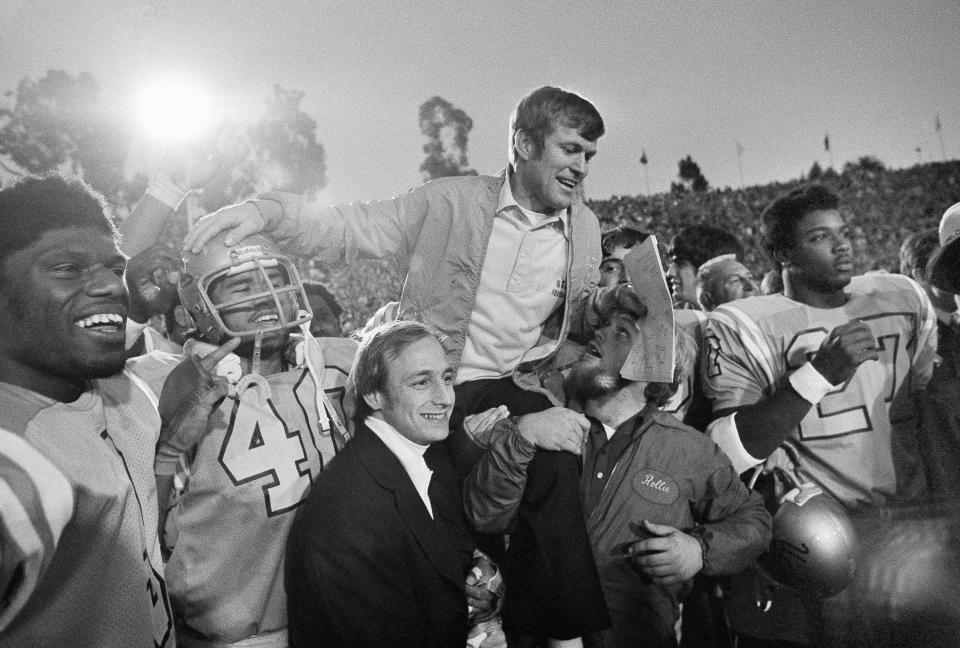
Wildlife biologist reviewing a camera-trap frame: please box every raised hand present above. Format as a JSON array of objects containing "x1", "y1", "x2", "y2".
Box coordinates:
[
  {"x1": 810, "y1": 320, "x2": 879, "y2": 385},
  {"x1": 155, "y1": 337, "x2": 241, "y2": 474},
  {"x1": 184, "y1": 201, "x2": 266, "y2": 252},
  {"x1": 126, "y1": 243, "x2": 182, "y2": 322},
  {"x1": 463, "y1": 405, "x2": 511, "y2": 444},
  {"x1": 515, "y1": 407, "x2": 590, "y2": 455}
]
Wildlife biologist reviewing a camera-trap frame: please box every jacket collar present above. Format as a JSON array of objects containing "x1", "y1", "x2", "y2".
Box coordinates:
[
  {"x1": 353, "y1": 425, "x2": 465, "y2": 589},
  {"x1": 587, "y1": 401, "x2": 659, "y2": 442},
  {"x1": 628, "y1": 402, "x2": 662, "y2": 441}
]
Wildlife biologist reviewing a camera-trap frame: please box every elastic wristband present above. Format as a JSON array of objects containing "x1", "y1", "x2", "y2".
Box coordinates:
[
  {"x1": 144, "y1": 172, "x2": 189, "y2": 210},
  {"x1": 707, "y1": 413, "x2": 763, "y2": 474},
  {"x1": 788, "y1": 362, "x2": 835, "y2": 405}
]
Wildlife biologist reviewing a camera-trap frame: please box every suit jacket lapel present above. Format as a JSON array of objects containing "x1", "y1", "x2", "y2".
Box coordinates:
[{"x1": 355, "y1": 426, "x2": 466, "y2": 589}]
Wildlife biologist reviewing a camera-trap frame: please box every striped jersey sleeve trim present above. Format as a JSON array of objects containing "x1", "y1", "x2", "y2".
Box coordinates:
[
  {"x1": 0, "y1": 429, "x2": 74, "y2": 546},
  {"x1": 123, "y1": 367, "x2": 160, "y2": 410},
  {"x1": 0, "y1": 454, "x2": 56, "y2": 557},
  {"x1": 0, "y1": 478, "x2": 44, "y2": 630},
  {"x1": 0, "y1": 430, "x2": 74, "y2": 630},
  {"x1": 709, "y1": 305, "x2": 777, "y2": 389}
]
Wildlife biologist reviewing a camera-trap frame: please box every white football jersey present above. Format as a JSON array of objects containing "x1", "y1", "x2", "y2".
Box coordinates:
[
  {"x1": 163, "y1": 336, "x2": 356, "y2": 643},
  {"x1": 662, "y1": 308, "x2": 707, "y2": 421},
  {"x1": 703, "y1": 274, "x2": 936, "y2": 507},
  {"x1": 0, "y1": 372, "x2": 173, "y2": 647}
]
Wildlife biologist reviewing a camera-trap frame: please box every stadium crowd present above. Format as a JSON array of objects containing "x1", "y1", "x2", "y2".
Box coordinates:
[
  {"x1": 2, "y1": 84, "x2": 960, "y2": 648},
  {"x1": 590, "y1": 161, "x2": 960, "y2": 275}
]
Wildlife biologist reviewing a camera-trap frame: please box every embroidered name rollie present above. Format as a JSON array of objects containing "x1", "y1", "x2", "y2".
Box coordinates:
[
  {"x1": 642, "y1": 474, "x2": 670, "y2": 492},
  {"x1": 631, "y1": 468, "x2": 680, "y2": 505}
]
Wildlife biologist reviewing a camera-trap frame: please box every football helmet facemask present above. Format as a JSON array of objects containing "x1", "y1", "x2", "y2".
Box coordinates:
[{"x1": 179, "y1": 230, "x2": 312, "y2": 343}]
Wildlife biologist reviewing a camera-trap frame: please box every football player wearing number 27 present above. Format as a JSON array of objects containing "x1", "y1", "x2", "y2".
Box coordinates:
[
  {"x1": 155, "y1": 230, "x2": 358, "y2": 648},
  {"x1": 701, "y1": 184, "x2": 937, "y2": 646}
]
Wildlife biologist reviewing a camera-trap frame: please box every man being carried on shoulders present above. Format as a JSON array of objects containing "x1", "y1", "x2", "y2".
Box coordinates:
[{"x1": 185, "y1": 85, "x2": 630, "y2": 645}]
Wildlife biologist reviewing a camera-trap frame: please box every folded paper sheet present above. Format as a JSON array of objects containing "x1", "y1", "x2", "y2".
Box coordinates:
[{"x1": 620, "y1": 236, "x2": 675, "y2": 383}]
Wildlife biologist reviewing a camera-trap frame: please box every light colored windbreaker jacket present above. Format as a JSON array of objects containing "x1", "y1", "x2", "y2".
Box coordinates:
[{"x1": 261, "y1": 172, "x2": 604, "y2": 404}]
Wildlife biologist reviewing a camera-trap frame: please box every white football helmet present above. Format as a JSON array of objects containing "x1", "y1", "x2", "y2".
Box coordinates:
[
  {"x1": 754, "y1": 443, "x2": 859, "y2": 599},
  {"x1": 178, "y1": 230, "x2": 312, "y2": 343}
]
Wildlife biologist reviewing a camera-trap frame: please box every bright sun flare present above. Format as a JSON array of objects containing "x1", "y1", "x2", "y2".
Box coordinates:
[{"x1": 137, "y1": 81, "x2": 213, "y2": 141}]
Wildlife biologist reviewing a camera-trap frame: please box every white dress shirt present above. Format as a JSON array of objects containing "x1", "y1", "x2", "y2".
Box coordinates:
[{"x1": 365, "y1": 415, "x2": 435, "y2": 518}]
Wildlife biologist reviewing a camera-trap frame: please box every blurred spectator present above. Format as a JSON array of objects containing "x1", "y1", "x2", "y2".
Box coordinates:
[
  {"x1": 928, "y1": 202, "x2": 960, "y2": 295},
  {"x1": 665, "y1": 224, "x2": 744, "y2": 309},
  {"x1": 695, "y1": 255, "x2": 757, "y2": 311},
  {"x1": 598, "y1": 256, "x2": 626, "y2": 288},
  {"x1": 303, "y1": 279, "x2": 345, "y2": 337},
  {"x1": 601, "y1": 222, "x2": 652, "y2": 259},
  {"x1": 588, "y1": 161, "x2": 960, "y2": 288},
  {"x1": 598, "y1": 223, "x2": 653, "y2": 287},
  {"x1": 909, "y1": 208, "x2": 960, "y2": 499}
]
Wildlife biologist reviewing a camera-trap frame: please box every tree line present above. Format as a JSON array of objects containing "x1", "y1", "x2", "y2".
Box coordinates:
[{"x1": 8, "y1": 70, "x2": 862, "y2": 209}]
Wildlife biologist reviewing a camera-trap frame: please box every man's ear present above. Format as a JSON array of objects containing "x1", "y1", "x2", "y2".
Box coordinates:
[
  {"x1": 773, "y1": 248, "x2": 791, "y2": 269},
  {"x1": 698, "y1": 290, "x2": 714, "y2": 312},
  {"x1": 514, "y1": 129, "x2": 536, "y2": 162},
  {"x1": 363, "y1": 391, "x2": 383, "y2": 413}
]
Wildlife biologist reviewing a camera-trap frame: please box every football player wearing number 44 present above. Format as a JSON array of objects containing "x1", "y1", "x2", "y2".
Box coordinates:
[
  {"x1": 702, "y1": 184, "x2": 937, "y2": 647},
  {"x1": 154, "y1": 230, "x2": 359, "y2": 648}
]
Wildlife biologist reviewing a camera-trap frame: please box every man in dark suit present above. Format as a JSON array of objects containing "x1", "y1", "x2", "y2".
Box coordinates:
[{"x1": 285, "y1": 320, "x2": 480, "y2": 647}]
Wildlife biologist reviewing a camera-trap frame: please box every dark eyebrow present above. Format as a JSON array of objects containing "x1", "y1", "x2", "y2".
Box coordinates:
[
  {"x1": 404, "y1": 364, "x2": 455, "y2": 380},
  {"x1": 219, "y1": 274, "x2": 254, "y2": 290},
  {"x1": 42, "y1": 249, "x2": 127, "y2": 266}
]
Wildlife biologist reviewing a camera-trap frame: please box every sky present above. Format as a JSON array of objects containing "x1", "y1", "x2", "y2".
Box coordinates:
[{"x1": 2, "y1": 0, "x2": 959, "y2": 205}]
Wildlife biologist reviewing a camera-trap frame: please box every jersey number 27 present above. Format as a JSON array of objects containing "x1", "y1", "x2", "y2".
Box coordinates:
[{"x1": 787, "y1": 327, "x2": 900, "y2": 440}]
